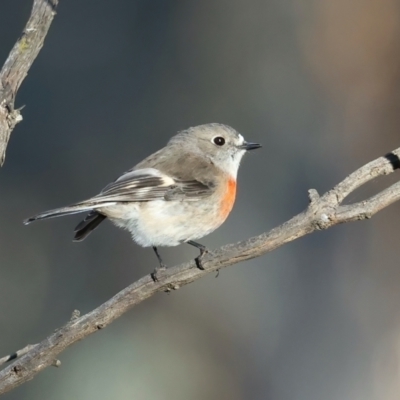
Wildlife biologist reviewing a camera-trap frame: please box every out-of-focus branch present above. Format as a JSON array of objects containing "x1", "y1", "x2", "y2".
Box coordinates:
[
  {"x1": 0, "y1": 149, "x2": 399, "y2": 394},
  {"x1": 0, "y1": 0, "x2": 58, "y2": 166}
]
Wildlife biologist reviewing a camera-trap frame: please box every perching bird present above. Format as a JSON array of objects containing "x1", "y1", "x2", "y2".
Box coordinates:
[{"x1": 24, "y1": 123, "x2": 261, "y2": 279}]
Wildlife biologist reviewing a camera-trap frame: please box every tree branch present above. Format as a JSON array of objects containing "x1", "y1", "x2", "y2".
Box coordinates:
[
  {"x1": 0, "y1": 148, "x2": 399, "y2": 394},
  {"x1": 0, "y1": 0, "x2": 58, "y2": 166}
]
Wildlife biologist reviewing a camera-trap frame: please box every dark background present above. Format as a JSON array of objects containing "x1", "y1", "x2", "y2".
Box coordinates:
[{"x1": 1, "y1": 1, "x2": 400, "y2": 399}]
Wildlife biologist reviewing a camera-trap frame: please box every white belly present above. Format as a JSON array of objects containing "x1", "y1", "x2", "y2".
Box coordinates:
[{"x1": 100, "y1": 199, "x2": 223, "y2": 247}]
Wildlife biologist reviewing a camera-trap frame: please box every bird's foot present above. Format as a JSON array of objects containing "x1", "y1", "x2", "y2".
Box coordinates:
[
  {"x1": 151, "y1": 246, "x2": 167, "y2": 282},
  {"x1": 151, "y1": 263, "x2": 167, "y2": 282},
  {"x1": 186, "y1": 240, "x2": 209, "y2": 270},
  {"x1": 194, "y1": 246, "x2": 208, "y2": 271}
]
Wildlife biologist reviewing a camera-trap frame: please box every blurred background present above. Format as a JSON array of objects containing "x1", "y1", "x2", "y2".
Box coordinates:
[{"x1": 1, "y1": 0, "x2": 400, "y2": 399}]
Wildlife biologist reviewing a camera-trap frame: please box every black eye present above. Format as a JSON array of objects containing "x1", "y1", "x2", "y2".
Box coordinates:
[{"x1": 213, "y1": 136, "x2": 225, "y2": 146}]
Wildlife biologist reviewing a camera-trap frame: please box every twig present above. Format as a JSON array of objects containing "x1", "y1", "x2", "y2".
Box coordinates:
[
  {"x1": 0, "y1": 345, "x2": 37, "y2": 367},
  {"x1": 0, "y1": 309, "x2": 79, "y2": 368},
  {"x1": 0, "y1": 0, "x2": 58, "y2": 166},
  {"x1": 0, "y1": 345, "x2": 60, "y2": 369},
  {"x1": 0, "y1": 148, "x2": 399, "y2": 394}
]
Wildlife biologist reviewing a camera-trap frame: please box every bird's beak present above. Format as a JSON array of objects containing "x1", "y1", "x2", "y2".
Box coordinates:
[{"x1": 239, "y1": 141, "x2": 262, "y2": 151}]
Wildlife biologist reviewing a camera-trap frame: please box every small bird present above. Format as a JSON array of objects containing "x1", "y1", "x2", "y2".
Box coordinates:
[{"x1": 24, "y1": 123, "x2": 261, "y2": 279}]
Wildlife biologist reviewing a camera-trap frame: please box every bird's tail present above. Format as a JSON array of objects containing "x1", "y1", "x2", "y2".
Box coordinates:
[{"x1": 24, "y1": 203, "x2": 97, "y2": 225}]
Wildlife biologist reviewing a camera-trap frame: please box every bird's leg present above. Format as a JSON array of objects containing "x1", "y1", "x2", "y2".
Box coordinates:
[
  {"x1": 151, "y1": 246, "x2": 166, "y2": 282},
  {"x1": 186, "y1": 240, "x2": 208, "y2": 270}
]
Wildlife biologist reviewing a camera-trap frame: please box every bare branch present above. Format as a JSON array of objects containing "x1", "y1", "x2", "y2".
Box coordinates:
[
  {"x1": 0, "y1": 310, "x2": 79, "y2": 367},
  {"x1": 0, "y1": 344, "x2": 63, "y2": 369},
  {"x1": 0, "y1": 0, "x2": 58, "y2": 166},
  {"x1": 336, "y1": 181, "x2": 400, "y2": 222},
  {"x1": 0, "y1": 345, "x2": 37, "y2": 367},
  {"x1": 0, "y1": 147, "x2": 399, "y2": 394},
  {"x1": 330, "y1": 150, "x2": 400, "y2": 203}
]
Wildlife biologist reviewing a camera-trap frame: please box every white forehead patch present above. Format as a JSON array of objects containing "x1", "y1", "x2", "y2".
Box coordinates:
[{"x1": 237, "y1": 133, "x2": 244, "y2": 144}]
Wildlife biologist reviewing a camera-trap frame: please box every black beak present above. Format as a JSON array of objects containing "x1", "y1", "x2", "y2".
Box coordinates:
[{"x1": 239, "y1": 141, "x2": 262, "y2": 151}]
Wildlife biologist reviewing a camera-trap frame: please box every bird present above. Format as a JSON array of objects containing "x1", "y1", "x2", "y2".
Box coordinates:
[{"x1": 24, "y1": 123, "x2": 261, "y2": 280}]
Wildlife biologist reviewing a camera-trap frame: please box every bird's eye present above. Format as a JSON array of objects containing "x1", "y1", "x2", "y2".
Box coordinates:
[{"x1": 213, "y1": 136, "x2": 225, "y2": 146}]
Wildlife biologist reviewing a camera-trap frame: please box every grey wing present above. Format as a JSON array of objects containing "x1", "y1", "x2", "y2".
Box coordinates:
[
  {"x1": 92, "y1": 168, "x2": 214, "y2": 203},
  {"x1": 24, "y1": 167, "x2": 215, "y2": 242},
  {"x1": 74, "y1": 168, "x2": 213, "y2": 242}
]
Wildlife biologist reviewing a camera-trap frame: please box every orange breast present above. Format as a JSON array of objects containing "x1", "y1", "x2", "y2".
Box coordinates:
[{"x1": 220, "y1": 178, "x2": 237, "y2": 220}]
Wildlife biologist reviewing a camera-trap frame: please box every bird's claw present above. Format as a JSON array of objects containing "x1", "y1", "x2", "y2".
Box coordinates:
[
  {"x1": 195, "y1": 247, "x2": 208, "y2": 270},
  {"x1": 151, "y1": 263, "x2": 167, "y2": 282}
]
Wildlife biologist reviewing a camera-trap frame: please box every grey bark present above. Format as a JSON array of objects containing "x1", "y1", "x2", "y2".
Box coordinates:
[{"x1": 0, "y1": 0, "x2": 58, "y2": 166}]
